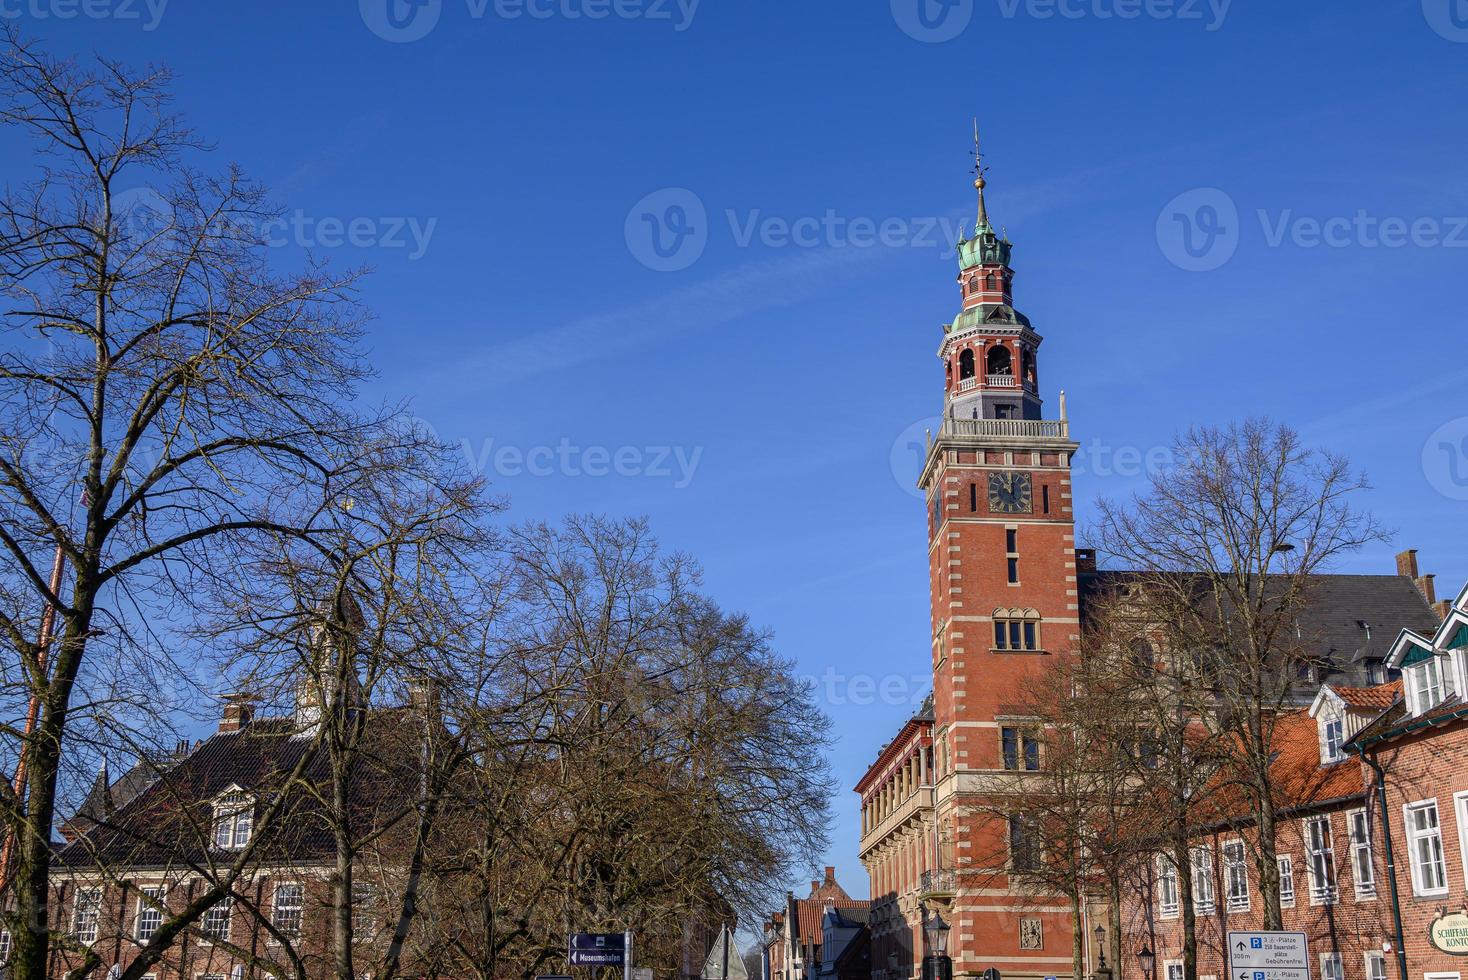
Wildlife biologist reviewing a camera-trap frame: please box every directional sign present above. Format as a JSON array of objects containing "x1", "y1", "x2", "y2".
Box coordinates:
[
  {"x1": 570, "y1": 933, "x2": 628, "y2": 967},
  {"x1": 1227, "y1": 931, "x2": 1310, "y2": 980}
]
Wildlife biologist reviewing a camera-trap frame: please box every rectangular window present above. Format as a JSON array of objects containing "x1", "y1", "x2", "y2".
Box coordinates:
[
  {"x1": 1321, "y1": 954, "x2": 1344, "y2": 980},
  {"x1": 1365, "y1": 953, "x2": 1387, "y2": 980},
  {"x1": 993, "y1": 618, "x2": 1040, "y2": 652},
  {"x1": 201, "y1": 898, "x2": 232, "y2": 942},
  {"x1": 272, "y1": 883, "x2": 304, "y2": 940},
  {"x1": 1042, "y1": 485, "x2": 1050, "y2": 514},
  {"x1": 72, "y1": 887, "x2": 101, "y2": 944},
  {"x1": 1349, "y1": 809, "x2": 1376, "y2": 898},
  {"x1": 1224, "y1": 840, "x2": 1250, "y2": 912},
  {"x1": 995, "y1": 621, "x2": 1007, "y2": 650},
  {"x1": 1006, "y1": 529, "x2": 1018, "y2": 553},
  {"x1": 136, "y1": 886, "x2": 165, "y2": 942},
  {"x1": 1191, "y1": 847, "x2": 1215, "y2": 913},
  {"x1": 1165, "y1": 962, "x2": 1184, "y2": 980},
  {"x1": 1009, "y1": 815, "x2": 1038, "y2": 872},
  {"x1": 1406, "y1": 799, "x2": 1448, "y2": 896},
  {"x1": 0, "y1": 930, "x2": 10, "y2": 964},
  {"x1": 1007, "y1": 557, "x2": 1019, "y2": 584},
  {"x1": 1001, "y1": 728, "x2": 1040, "y2": 772},
  {"x1": 1157, "y1": 856, "x2": 1180, "y2": 918},
  {"x1": 212, "y1": 791, "x2": 253, "y2": 850},
  {"x1": 351, "y1": 882, "x2": 378, "y2": 937},
  {"x1": 1323, "y1": 716, "x2": 1345, "y2": 762},
  {"x1": 1278, "y1": 855, "x2": 1296, "y2": 908},
  {"x1": 1410, "y1": 658, "x2": 1454, "y2": 714},
  {"x1": 1305, "y1": 816, "x2": 1337, "y2": 903},
  {"x1": 969, "y1": 484, "x2": 977, "y2": 512}
]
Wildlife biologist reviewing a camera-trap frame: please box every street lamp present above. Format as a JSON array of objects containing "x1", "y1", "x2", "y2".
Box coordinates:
[
  {"x1": 1138, "y1": 945, "x2": 1156, "y2": 980},
  {"x1": 1094, "y1": 924, "x2": 1107, "y2": 969},
  {"x1": 922, "y1": 910, "x2": 952, "y2": 980}
]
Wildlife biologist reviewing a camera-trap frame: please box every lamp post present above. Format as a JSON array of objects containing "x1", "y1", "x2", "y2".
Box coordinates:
[
  {"x1": 1138, "y1": 946, "x2": 1156, "y2": 980},
  {"x1": 922, "y1": 910, "x2": 952, "y2": 980},
  {"x1": 1093, "y1": 925, "x2": 1111, "y2": 980}
]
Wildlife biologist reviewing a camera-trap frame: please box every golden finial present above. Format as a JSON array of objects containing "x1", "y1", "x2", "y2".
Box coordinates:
[{"x1": 971, "y1": 118, "x2": 990, "y2": 230}]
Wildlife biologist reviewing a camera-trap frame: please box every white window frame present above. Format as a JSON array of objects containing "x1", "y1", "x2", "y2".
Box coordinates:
[
  {"x1": 71, "y1": 886, "x2": 102, "y2": 944},
  {"x1": 1320, "y1": 953, "x2": 1344, "y2": 980},
  {"x1": 1364, "y1": 952, "x2": 1387, "y2": 980},
  {"x1": 135, "y1": 885, "x2": 166, "y2": 942},
  {"x1": 1408, "y1": 656, "x2": 1455, "y2": 716},
  {"x1": 1157, "y1": 854, "x2": 1180, "y2": 919},
  {"x1": 0, "y1": 929, "x2": 10, "y2": 964},
  {"x1": 1454, "y1": 791, "x2": 1468, "y2": 889},
  {"x1": 1223, "y1": 839, "x2": 1250, "y2": 913},
  {"x1": 1321, "y1": 713, "x2": 1345, "y2": 763},
  {"x1": 1165, "y1": 962, "x2": 1184, "y2": 980},
  {"x1": 201, "y1": 898, "x2": 232, "y2": 943},
  {"x1": 1304, "y1": 815, "x2": 1337, "y2": 904},
  {"x1": 271, "y1": 882, "x2": 305, "y2": 941},
  {"x1": 1278, "y1": 854, "x2": 1296, "y2": 908},
  {"x1": 1405, "y1": 798, "x2": 1449, "y2": 897},
  {"x1": 1348, "y1": 809, "x2": 1376, "y2": 899},
  {"x1": 211, "y1": 788, "x2": 254, "y2": 851},
  {"x1": 1191, "y1": 846, "x2": 1216, "y2": 914},
  {"x1": 351, "y1": 881, "x2": 378, "y2": 938}
]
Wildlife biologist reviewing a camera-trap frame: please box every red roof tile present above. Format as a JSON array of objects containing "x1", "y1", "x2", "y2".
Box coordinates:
[{"x1": 1332, "y1": 681, "x2": 1401, "y2": 711}]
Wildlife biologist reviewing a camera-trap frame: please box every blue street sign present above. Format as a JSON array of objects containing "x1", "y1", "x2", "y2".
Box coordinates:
[{"x1": 570, "y1": 933, "x2": 627, "y2": 967}]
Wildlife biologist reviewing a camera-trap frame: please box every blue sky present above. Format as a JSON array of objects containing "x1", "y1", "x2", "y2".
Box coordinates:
[{"x1": 9, "y1": 0, "x2": 1468, "y2": 906}]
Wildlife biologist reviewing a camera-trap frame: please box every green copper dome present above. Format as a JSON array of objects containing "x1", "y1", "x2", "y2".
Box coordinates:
[{"x1": 958, "y1": 226, "x2": 1012, "y2": 271}]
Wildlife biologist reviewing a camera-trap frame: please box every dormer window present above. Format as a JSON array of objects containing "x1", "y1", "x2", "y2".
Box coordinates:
[
  {"x1": 212, "y1": 789, "x2": 254, "y2": 850},
  {"x1": 1321, "y1": 714, "x2": 1345, "y2": 763},
  {"x1": 1406, "y1": 655, "x2": 1454, "y2": 716}
]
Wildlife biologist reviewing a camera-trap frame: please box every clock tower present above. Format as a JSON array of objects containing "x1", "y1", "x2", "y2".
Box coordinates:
[{"x1": 916, "y1": 130, "x2": 1082, "y2": 980}]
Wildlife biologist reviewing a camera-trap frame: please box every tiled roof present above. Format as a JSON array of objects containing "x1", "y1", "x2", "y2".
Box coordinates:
[
  {"x1": 56, "y1": 711, "x2": 421, "y2": 869},
  {"x1": 795, "y1": 898, "x2": 870, "y2": 943},
  {"x1": 1332, "y1": 681, "x2": 1401, "y2": 711}
]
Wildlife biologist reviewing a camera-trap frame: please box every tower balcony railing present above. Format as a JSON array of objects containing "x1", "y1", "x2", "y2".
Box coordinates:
[
  {"x1": 957, "y1": 376, "x2": 979, "y2": 392},
  {"x1": 986, "y1": 373, "x2": 1017, "y2": 388},
  {"x1": 937, "y1": 417, "x2": 1070, "y2": 440}
]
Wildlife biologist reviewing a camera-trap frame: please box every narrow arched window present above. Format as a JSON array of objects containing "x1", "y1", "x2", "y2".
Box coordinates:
[
  {"x1": 986, "y1": 274, "x2": 997, "y2": 291},
  {"x1": 959, "y1": 349, "x2": 976, "y2": 380}
]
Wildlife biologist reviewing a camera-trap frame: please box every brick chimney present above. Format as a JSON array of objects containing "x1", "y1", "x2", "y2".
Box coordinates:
[
  {"x1": 824, "y1": 865, "x2": 836, "y2": 885},
  {"x1": 1437, "y1": 600, "x2": 1454, "y2": 622},
  {"x1": 1397, "y1": 549, "x2": 1439, "y2": 607},
  {"x1": 219, "y1": 693, "x2": 256, "y2": 733}
]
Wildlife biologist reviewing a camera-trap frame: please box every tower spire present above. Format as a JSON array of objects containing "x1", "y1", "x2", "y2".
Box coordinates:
[{"x1": 972, "y1": 118, "x2": 990, "y2": 231}]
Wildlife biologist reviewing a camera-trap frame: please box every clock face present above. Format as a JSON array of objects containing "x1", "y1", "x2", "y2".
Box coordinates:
[{"x1": 988, "y1": 471, "x2": 1034, "y2": 514}]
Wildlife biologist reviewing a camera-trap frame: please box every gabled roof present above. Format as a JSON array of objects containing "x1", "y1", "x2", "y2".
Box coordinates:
[
  {"x1": 1386, "y1": 605, "x2": 1468, "y2": 669},
  {"x1": 1310, "y1": 681, "x2": 1401, "y2": 717}
]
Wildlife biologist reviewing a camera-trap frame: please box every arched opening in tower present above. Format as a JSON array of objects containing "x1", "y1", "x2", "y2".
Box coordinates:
[
  {"x1": 986, "y1": 346, "x2": 1012, "y2": 377},
  {"x1": 958, "y1": 349, "x2": 976, "y2": 380}
]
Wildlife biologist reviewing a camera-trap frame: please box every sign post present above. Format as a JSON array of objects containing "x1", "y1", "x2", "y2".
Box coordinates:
[
  {"x1": 1227, "y1": 931, "x2": 1311, "y2": 980},
  {"x1": 570, "y1": 933, "x2": 629, "y2": 969}
]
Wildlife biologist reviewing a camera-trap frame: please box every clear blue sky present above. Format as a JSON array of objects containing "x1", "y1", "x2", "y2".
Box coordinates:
[{"x1": 11, "y1": 0, "x2": 1468, "y2": 906}]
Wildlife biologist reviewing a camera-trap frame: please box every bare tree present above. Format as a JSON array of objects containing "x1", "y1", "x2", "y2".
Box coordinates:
[
  {"x1": 0, "y1": 31, "x2": 445, "y2": 980},
  {"x1": 1096, "y1": 419, "x2": 1387, "y2": 930}
]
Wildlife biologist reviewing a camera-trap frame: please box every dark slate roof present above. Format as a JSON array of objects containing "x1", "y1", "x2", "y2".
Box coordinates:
[
  {"x1": 56, "y1": 711, "x2": 420, "y2": 870},
  {"x1": 1078, "y1": 571, "x2": 1439, "y2": 688}
]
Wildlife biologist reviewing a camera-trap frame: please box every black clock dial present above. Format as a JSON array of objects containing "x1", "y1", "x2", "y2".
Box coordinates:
[{"x1": 988, "y1": 471, "x2": 1033, "y2": 514}]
